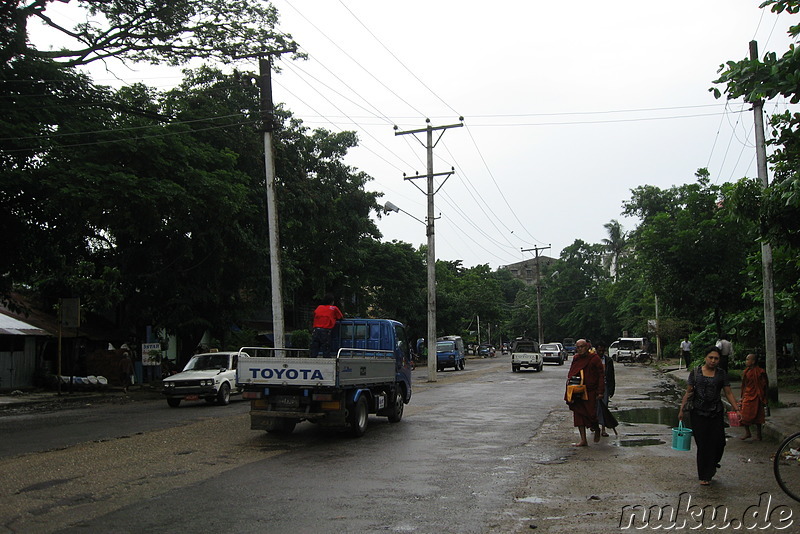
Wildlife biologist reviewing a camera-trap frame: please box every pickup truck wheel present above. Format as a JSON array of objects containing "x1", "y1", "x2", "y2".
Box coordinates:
[
  {"x1": 348, "y1": 396, "x2": 368, "y2": 437},
  {"x1": 216, "y1": 382, "x2": 231, "y2": 406},
  {"x1": 460, "y1": 359, "x2": 465, "y2": 370},
  {"x1": 537, "y1": 363, "x2": 544, "y2": 372},
  {"x1": 388, "y1": 390, "x2": 404, "y2": 423},
  {"x1": 166, "y1": 398, "x2": 181, "y2": 408},
  {"x1": 558, "y1": 357, "x2": 564, "y2": 365},
  {"x1": 512, "y1": 365, "x2": 519, "y2": 373}
]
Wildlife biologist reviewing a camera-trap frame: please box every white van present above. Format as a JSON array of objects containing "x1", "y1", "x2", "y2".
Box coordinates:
[{"x1": 611, "y1": 338, "x2": 648, "y2": 362}]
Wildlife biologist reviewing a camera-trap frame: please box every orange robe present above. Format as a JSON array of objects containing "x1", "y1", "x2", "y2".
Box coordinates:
[
  {"x1": 740, "y1": 365, "x2": 768, "y2": 426},
  {"x1": 565, "y1": 352, "x2": 604, "y2": 429}
]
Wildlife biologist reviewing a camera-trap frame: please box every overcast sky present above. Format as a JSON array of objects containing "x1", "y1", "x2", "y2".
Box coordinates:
[{"x1": 36, "y1": 1, "x2": 798, "y2": 269}]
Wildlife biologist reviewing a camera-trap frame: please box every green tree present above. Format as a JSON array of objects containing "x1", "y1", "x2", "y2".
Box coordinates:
[
  {"x1": 601, "y1": 219, "x2": 628, "y2": 281},
  {"x1": 622, "y1": 171, "x2": 758, "y2": 337},
  {"x1": 2, "y1": 0, "x2": 299, "y2": 66},
  {"x1": 712, "y1": 0, "x2": 800, "y2": 249},
  {"x1": 540, "y1": 240, "x2": 607, "y2": 341}
]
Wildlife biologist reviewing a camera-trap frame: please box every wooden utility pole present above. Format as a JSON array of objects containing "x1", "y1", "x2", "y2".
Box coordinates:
[
  {"x1": 395, "y1": 118, "x2": 463, "y2": 382},
  {"x1": 749, "y1": 40, "x2": 778, "y2": 402},
  {"x1": 522, "y1": 245, "x2": 550, "y2": 345}
]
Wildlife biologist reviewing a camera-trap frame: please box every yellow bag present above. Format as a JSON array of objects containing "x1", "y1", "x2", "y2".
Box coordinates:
[{"x1": 566, "y1": 370, "x2": 587, "y2": 402}]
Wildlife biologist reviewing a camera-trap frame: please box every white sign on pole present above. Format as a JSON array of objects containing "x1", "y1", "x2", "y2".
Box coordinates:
[{"x1": 141, "y1": 343, "x2": 162, "y2": 366}]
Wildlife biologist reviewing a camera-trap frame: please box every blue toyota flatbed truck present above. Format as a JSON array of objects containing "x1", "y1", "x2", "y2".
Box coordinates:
[{"x1": 236, "y1": 318, "x2": 413, "y2": 437}]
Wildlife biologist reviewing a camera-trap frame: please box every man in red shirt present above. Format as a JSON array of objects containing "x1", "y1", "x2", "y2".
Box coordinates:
[{"x1": 309, "y1": 293, "x2": 343, "y2": 358}]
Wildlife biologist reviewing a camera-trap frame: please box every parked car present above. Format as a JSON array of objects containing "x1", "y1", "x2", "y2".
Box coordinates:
[
  {"x1": 478, "y1": 343, "x2": 496, "y2": 357},
  {"x1": 540, "y1": 342, "x2": 568, "y2": 365},
  {"x1": 162, "y1": 351, "x2": 248, "y2": 407}
]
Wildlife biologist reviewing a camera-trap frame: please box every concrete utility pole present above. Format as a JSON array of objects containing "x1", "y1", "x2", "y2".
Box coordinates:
[
  {"x1": 258, "y1": 52, "x2": 292, "y2": 350},
  {"x1": 521, "y1": 245, "x2": 550, "y2": 345},
  {"x1": 749, "y1": 40, "x2": 779, "y2": 402},
  {"x1": 395, "y1": 118, "x2": 463, "y2": 382}
]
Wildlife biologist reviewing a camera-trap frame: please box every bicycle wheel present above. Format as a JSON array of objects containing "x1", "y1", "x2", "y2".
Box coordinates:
[{"x1": 773, "y1": 431, "x2": 800, "y2": 502}]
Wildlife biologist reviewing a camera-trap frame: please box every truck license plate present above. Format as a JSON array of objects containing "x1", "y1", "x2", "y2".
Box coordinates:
[
  {"x1": 275, "y1": 395, "x2": 299, "y2": 408},
  {"x1": 185, "y1": 395, "x2": 199, "y2": 401}
]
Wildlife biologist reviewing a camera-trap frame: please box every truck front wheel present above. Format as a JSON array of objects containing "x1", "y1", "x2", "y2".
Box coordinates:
[
  {"x1": 348, "y1": 396, "x2": 369, "y2": 437},
  {"x1": 216, "y1": 383, "x2": 231, "y2": 406},
  {"x1": 388, "y1": 390, "x2": 404, "y2": 423}
]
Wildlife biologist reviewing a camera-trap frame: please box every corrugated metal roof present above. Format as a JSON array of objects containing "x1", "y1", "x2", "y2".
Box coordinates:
[{"x1": 0, "y1": 313, "x2": 50, "y2": 336}]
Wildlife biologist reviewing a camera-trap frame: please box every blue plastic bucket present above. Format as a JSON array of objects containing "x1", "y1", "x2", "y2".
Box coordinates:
[{"x1": 672, "y1": 421, "x2": 692, "y2": 451}]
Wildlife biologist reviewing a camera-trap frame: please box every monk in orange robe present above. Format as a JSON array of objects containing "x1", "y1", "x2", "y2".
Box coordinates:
[
  {"x1": 739, "y1": 353, "x2": 768, "y2": 440},
  {"x1": 565, "y1": 339, "x2": 605, "y2": 446}
]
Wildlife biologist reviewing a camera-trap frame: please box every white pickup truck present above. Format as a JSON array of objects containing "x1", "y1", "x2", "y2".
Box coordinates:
[
  {"x1": 162, "y1": 351, "x2": 247, "y2": 407},
  {"x1": 511, "y1": 339, "x2": 544, "y2": 373}
]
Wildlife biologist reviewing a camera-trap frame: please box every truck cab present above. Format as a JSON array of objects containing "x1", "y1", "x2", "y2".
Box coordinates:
[{"x1": 436, "y1": 335, "x2": 465, "y2": 371}]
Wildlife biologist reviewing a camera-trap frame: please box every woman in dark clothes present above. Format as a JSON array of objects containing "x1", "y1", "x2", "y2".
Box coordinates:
[{"x1": 678, "y1": 346, "x2": 740, "y2": 486}]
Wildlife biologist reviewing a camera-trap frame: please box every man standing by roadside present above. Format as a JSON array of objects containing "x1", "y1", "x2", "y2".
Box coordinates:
[
  {"x1": 717, "y1": 335, "x2": 733, "y2": 372},
  {"x1": 680, "y1": 336, "x2": 693, "y2": 368},
  {"x1": 309, "y1": 293, "x2": 343, "y2": 358}
]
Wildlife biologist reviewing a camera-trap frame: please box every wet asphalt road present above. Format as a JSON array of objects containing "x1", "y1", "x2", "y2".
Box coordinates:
[{"x1": 0, "y1": 354, "x2": 572, "y2": 534}]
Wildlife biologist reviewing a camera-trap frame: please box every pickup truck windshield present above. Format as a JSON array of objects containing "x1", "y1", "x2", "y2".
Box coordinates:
[
  {"x1": 515, "y1": 344, "x2": 536, "y2": 352},
  {"x1": 185, "y1": 354, "x2": 230, "y2": 371}
]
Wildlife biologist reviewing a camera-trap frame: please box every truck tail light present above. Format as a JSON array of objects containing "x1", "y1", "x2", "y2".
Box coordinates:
[
  {"x1": 243, "y1": 391, "x2": 263, "y2": 400},
  {"x1": 312, "y1": 393, "x2": 334, "y2": 401},
  {"x1": 320, "y1": 401, "x2": 341, "y2": 411}
]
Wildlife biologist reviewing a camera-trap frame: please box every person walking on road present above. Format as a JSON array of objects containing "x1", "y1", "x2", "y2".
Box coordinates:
[
  {"x1": 739, "y1": 353, "x2": 768, "y2": 441},
  {"x1": 565, "y1": 339, "x2": 605, "y2": 447},
  {"x1": 309, "y1": 293, "x2": 343, "y2": 358},
  {"x1": 595, "y1": 341, "x2": 617, "y2": 437},
  {"x1": 716, "y1": 335, "x2": 733, "y2": 372},
  {"x1": 680, "y1": 337, "x2": 692, "y2": 368},
  {"x1": 678, "y1": 346, "x2": 740, "y2": 486},
  {"x1": 119, "y1": 351, "x2": 134, "y2": 394}
]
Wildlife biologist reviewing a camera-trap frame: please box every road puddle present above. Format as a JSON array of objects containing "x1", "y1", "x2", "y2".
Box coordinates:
[
  {"x1": 614, "y1": 406, "x2": 680, "y2": 425},
  {"x1": 616, "y1": 438, "x2": 666, "y2": 447}
]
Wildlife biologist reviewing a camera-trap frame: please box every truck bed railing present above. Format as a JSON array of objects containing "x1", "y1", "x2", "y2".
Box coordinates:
[
  {"x1": 335, "y1": 348, "x2": 394, "y2": 359},
  {"x1": 237, "y1": 346, "x2": 395, "y2": 359}
]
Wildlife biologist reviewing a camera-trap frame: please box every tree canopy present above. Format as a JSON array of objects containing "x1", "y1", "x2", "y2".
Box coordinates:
[{"x1": 2, "y1": 0, "x2": 300, "y2": 66}]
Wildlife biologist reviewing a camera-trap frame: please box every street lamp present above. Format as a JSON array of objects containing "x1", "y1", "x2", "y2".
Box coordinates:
[
  {"x1": 384, "y1": 201, "x2": 426, "y2": 225},
  {"x1": 384, "y1": 200, "x2": 437, "y2": 382}
]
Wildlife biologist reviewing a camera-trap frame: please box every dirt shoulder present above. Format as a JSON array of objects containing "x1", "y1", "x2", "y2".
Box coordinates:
[{"x1": 492, "y1": 363, "x2": 798, "y2": 533}]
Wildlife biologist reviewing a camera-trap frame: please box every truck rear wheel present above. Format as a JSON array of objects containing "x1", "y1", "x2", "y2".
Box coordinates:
[
  {"x1": 388, "y1": 390, "x2": 404, "y2": 423},
  {"x1": 348, "y1": 396, "x2": 368, "y2": 437},
  {"x1": 267, "y1": 418, "x2": 297, "y2": 435}
]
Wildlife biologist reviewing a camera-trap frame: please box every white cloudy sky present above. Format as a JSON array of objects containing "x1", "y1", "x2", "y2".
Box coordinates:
[{"x1": 34, "y1": 1, "x2": 798, "y2": 269}]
